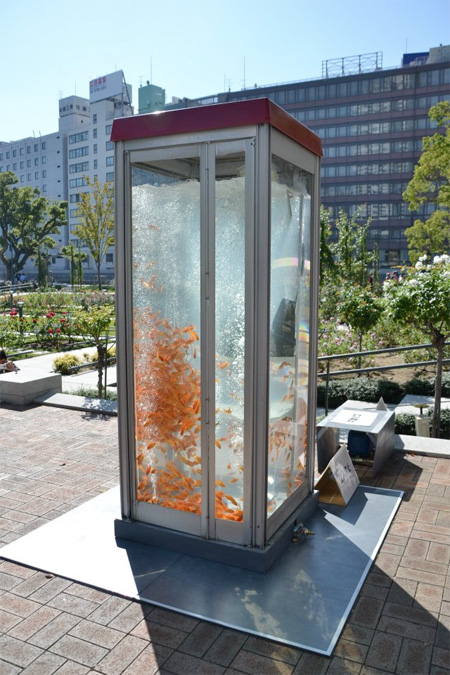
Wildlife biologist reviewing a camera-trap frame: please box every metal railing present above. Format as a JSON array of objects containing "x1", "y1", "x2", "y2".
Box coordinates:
[{"x1": 318, "y1": 342, "x2": 450, "y2": 415}]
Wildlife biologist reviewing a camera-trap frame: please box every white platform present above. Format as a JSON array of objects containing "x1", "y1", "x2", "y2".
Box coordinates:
[{"x1": 0, "y1": 368, "x2": 62, "y2": 405}]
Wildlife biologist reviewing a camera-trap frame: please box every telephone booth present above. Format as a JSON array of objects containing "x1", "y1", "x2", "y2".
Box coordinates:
[{"x1": 112, "y1": 99, "x2": 322, "y2": 571}]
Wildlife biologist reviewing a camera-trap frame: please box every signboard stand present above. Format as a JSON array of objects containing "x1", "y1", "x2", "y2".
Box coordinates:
[{"x1": 315, "y1": 445, "x2": 360, "y2": 506}]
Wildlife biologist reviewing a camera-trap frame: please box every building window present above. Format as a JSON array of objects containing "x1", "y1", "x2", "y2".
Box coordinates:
[
  {"x1": 93, "y1": 128, "x2": 97, "y2": 138},
  {"x1": 42, "y1": 184, "x2": 47, "y2": 192},
  {"x1": 13, "y1": 163, "x2": 17, "y2": 170},
  {"x1": 27, "y1": 159, "x2": 31, "y2": 167},
  {"x1": 69, "y1": 177, "x2": 89, "y2": 188},
  {"x1": 69, "y1": 131, "x2": 89, "y2": 144},
  {"x1": 34, "y1": 158, "x2": 39, "y2": 165},
  {"x1": 35, "y1": 171, "x2": 39, "y2": 179},
  {"x1": 26, "y1": 146, "x2": 30, "y2": 154},
  {"x1": 20, "y1": 161, "x2": 24, "y2": 169},
  {"x1": 41, "y1": 142, "x2": 46, "y2": 150},
  {"x1": 34, "y1": 144, "x2": 38, "y2": 152},
  {"x1": 106, "y1": 141, "x2": 114, "y2": 150},
  {"x1": 6, "y1": 152, "x2": 10, "y2": 159},
  {"x1": 105, "y1": 124, "x2": 112, "y2": 135},
  {"x1": 93, "y1": 113, "x2": 97, "y2": 124},
  {"x1": 42, "y1": 170, "x2": 47, "y2": 178},
  {"x1": 94, "y1": 159, "x2": 98, "y2": 169},
  {"x1": 106, "y1": 156, "x2": 114, "y2": 166},
  {"x1": 106, "y1": 171, "x2": 114, "y2": 182},
  {"x1": 42, "y1": 156, "x2": 46, "y2": 164},
  {"x1": 106, "y1": 253, "x2": 113, "y2": 263},
  {"x1": 69, "y1": 161, "x2": 89, "y2": 173},
  {"x1": 69, "y1": 146, "x2": 89, "y2": 159},
  {"x1": 20, "y1": 147, "x2": 24, "y2": 155},
  {"x1": 27, "y1": 173, "x2": 31, "y2": 181},
  {"x1": 93, "y1": 144, "x2": 98, "y2": 154}
]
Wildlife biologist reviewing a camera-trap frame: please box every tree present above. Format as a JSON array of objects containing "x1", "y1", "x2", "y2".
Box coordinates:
[
  {"x1": 73, "y1": 305, "x2": 115, "y2": 398},
  {"x1": 60, "y1": 243, "x2": 87, "y2": 289},
  {"x1": 0, "y1": 172, "x2": 67, "y2": 281},
  {"x1": 403, "y1": 101, "x2": 450, "y2": 263},
  {"x1": 73, "y1": 177, "x2": 114, "y2": 290},
  {"x1": 385, "y1": 254, "x2": 450, "y2": 437},
  {"x1": 339, "y1": 284, "x2": 383, "y2": 369}
]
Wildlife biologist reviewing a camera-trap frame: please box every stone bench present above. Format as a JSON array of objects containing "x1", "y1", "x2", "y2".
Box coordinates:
[{"x1": 0, "y1": 369, "x2": 62, "y2": 406}]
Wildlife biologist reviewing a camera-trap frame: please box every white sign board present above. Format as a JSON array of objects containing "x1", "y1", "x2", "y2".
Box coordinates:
[
  {"x1": 333, "y1": 410, "x2": 378, "y2": 428},
  {"x1": 315, "y1": 445, "x2": 360, "y2": 506},
  {"x1": 90, "y1": 71, "x2": 124, "y2": 103}
]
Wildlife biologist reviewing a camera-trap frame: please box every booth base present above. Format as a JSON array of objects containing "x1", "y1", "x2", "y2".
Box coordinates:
[
  {"x1": 0, "y1": 484, "x2": 402, "y2": 656},
  {"x1": 114, "y1": 492, "x2": 319, "y2": 573}
]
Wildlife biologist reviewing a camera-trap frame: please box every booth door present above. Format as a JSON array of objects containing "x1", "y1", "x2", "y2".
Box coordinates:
[{"x1": 129, "y1": 140, "x2": 254, "y2": 546}]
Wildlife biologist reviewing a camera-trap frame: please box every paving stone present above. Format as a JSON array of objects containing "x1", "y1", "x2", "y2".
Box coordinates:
[
  {"x1": 50, "y1": 634, "x2": 109, "y2": 668},
  {"x1": 333, "y1": 637, "x2": 368, "y2": 663},
  {"x1": 95, "y1": 634, "x2": 148, "y2": 674},
  {"x1": 19, "y1": 651, "x2": 66, "y2": 675},
  {"x1": 179, "y1": 621, "x2": 224, "y2": 658},
  {"x1": 432, "y1": 646, "x2": 450, "y2": 670},
  {"x1": 29, "y1": 612, "x2": 82, "y2": 649},
  {"x1": 242, "y1": 636, "x2": 301, "y2": 666},
  {"x1": 48, "y1": 591, "x2": 100, "y2": 618},
  {"x1": 292, "y1": 652, "x2": 329, "y2": 674},
  {"x1": 0, "y1": 658, "x2": 22, "y2": 675},
  {"x1": 405, "y1": 538, "x2": 429, "y2": 560},
  {"x1": 0, "y1": 635, "x2": 44, "y2": 668},
  {"x1": 108, "y1": 602, "x2": 151, "y2": 633},
  {"x1": 150, "y1": 606, "x2": 199, "y2": 633},
  {"x1": 396, "y1": 638, "x2": 433, "y2": 674},
  {"x1": 131, "y1": 618, "x2": 188, "y2": 649},
  {"x1": 341, "y1": 624, "x2": 374, "y2": 646},
  {"x1": 325, "y1": 656, "x2": 362, "y2": 673},
  {"x1": 9, "y1": 605, "x2": 61, "y2": 641},
  {"x1": 0, "y1": 591, "x2": 41, "y2": 618},
  {"x1": 365, "y1": 631, "x2": 402, "y2": 671},
  {"x1": 428, "y1": 543, "x2": 450, "y2": 565},
  {"x1": 349, "y1": 597, "x2": 384, "y2": 629},
  {"x1": 121, "y1": 643, "x2": 173, "y2": 675},
  {"x1": 414, "y1": 583, "x2": 444, "y2": 612},
  {"x1": 86, "y1": 595, "x2": 132, "y2": 625},
  {"x1": 231, "y1": 648, "x2": 294, "y2": 675},
  {"x1": 160, "y1": 650, "x2": 227, "y2": 674},
  {"x1": 69, "y1": 618, "x2": 125, "y2": 649},
  {"x1": 386, "y1": 577, "x2": 417, "y2": 606},
  {"x1": 203, "y1": 628, "x2": 248, "y2": 667}
]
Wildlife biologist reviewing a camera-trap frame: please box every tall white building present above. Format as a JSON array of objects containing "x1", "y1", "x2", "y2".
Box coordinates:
[{"x1": 0, "y1": 70, "x2": 133, "y2": 283}]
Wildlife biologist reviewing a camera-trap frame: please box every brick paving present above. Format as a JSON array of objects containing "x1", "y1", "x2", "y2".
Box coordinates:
[{"x1": 0, "y1": 403, "x2": 449, "y2": 674}]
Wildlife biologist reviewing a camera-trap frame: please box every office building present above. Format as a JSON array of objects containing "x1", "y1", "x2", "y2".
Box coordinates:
[{"x1": 166, "y1": 45, "x2": 450, "y2": 274}]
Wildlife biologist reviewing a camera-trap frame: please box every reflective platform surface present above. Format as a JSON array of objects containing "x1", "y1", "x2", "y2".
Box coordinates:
[{"x1": 1, "y1": 484, "x2": 402, "y2": 656}]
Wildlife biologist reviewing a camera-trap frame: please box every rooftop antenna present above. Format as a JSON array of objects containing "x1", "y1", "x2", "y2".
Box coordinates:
[{"x1": 242, "y1": 57, "x2": 246, "y2": 90}]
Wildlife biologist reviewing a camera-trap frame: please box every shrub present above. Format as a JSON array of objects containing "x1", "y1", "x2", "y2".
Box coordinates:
[
  {"x1": 53, "y1": 353, "x2": 82, "y2": 375},
  {"x1": 394, "y1": 413, "x2": 416, "y2": 435}
]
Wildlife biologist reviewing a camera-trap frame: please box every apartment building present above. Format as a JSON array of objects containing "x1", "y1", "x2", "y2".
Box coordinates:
[{"x1": 0, "y1": 70, "x2": 133, "y2": 283}]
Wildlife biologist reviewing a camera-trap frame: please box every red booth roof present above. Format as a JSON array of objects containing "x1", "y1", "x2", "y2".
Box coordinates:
[{"x1": 111, "y1": 98, "x2": 322, "y2": 158}]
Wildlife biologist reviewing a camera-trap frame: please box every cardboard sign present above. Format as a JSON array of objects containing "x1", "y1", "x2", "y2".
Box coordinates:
[
  {"x1": 332, "y1": 410, "x2": 378, "y2": 428},
  {"x1": 315, "y1": 445, "x2": 360, "y2": 506}
]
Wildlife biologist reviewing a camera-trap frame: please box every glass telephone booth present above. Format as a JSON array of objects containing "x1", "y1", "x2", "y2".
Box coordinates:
[{"x1": 112, "y1": 99, "x2": 322, "y2": 571}]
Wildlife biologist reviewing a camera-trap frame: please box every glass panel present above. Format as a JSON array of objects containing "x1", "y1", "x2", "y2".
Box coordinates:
[
  {"x1": 214, "y1": 150, "x2": 246, "y2": 522},
  {"x1": 131, "y1": 159, "x2": 202, "y2": 515},
  {"x1": 268, "y1": 155, "x2": 311, "y2": 516}
]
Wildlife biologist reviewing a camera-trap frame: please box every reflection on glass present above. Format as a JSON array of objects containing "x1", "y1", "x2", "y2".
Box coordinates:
[
  {"x1": 268, "y1": 155, "x2": 311, "y2": 515},
  {"x1": 215, "y1": 152, "x2": 246, "y2": 522},
  {"x1": 131, "y1": 160, "x2": 202, "y2": 514}
]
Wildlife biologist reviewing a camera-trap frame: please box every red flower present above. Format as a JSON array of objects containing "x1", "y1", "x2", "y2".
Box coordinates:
[
  {"x1": 48, "y1": 329, "x2": 53, "y2": 334},
  {"x1": 56, "y1": 328, "x2": 61, "y2": 334},
  {"x1": 33, "y1": 318, "x2": 37, "y2": 323},
  {"x1": 60, "y1": 318, "x2": 66, "y2": 323}
]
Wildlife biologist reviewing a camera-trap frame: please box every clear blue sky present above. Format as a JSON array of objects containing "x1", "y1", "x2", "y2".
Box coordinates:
[{"x1": 1, "y1": 0, "x2": 449, "y2": 141}]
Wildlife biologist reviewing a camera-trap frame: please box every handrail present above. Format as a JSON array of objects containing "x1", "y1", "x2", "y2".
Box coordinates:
[{"x1": 319, "y1": 342, "x2": 450, "y2": 415}]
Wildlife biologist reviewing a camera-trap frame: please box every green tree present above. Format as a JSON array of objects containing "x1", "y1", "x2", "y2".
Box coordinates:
[
  {"x1": 60, "y1": 243, "x2": 87, "y2": 289},
  {"x1": 385, "y1": 254, "x2": 450, "y2": 437},
  {"x1": 0, "y1": 172, "x2": 67, "y2": 282},
  {"x1": 73, "y1": 177, "x2": 114, "y2": 290},
  {"x1": 339, "y1": 284, "x2": 384, "y2": 368},
  {"x1": 403, "y1": 101, "x2": 450, "y2": 263},
  {"x1": 73, "y1": 305, "x2": 115, "y2": 398}
]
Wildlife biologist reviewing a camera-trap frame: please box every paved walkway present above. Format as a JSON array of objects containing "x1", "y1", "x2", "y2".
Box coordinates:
[{"x1": 0, "y1": 404, "x2": 449, "y2": 674}]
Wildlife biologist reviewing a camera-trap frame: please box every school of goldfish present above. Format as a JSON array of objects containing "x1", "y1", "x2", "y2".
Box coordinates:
[{"x1": 133, "y1": 307, "x2": 307, "y2": 522}]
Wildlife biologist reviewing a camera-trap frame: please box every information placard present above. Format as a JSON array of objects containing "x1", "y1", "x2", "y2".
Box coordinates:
[{"x1": 315, "y1": 445, "x2": 360, "y2": 506}]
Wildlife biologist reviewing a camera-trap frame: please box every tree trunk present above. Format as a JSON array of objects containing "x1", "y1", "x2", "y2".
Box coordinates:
[
  {"x1": 97, "y1": 343, "x2": 105, "y2": 399},
  {"x1": 97, "y1": 262, "x2": 102, "y2": 291},
  {"x1": 432, "y1": 336, "x2": 445, "y2": 438}
]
